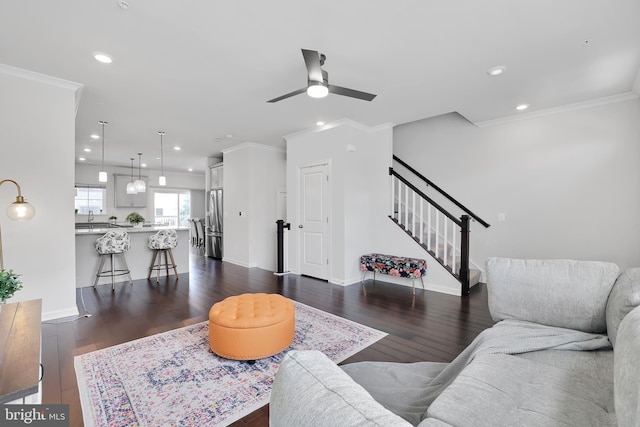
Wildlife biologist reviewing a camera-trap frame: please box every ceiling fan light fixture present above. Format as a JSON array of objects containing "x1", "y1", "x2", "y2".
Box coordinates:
[{"x1": 307, "y1": 82, "x2": 329, "y2": 98}]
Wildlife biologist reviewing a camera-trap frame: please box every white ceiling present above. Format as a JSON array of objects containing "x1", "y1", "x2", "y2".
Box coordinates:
[{"x1": 1, "y1": 0, "x2": 639, "y2": 173}]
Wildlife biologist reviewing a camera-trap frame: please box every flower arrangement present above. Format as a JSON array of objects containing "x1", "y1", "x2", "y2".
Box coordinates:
[
  {"x1": 126, "y1": 212, "x2": 145, "y2": 225},
  {"x1": 0, "y1": 269, "x2": 23, "y2": 303}
]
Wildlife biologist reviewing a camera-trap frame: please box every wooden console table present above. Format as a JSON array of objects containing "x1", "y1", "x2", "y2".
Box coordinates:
[{"x1": 0, "y1": 299, "x2": 42, "y2": 404}]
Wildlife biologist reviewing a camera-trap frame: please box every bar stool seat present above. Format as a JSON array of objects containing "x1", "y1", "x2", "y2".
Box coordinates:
[
  {"x1": 93, "y1": 230, "x2": 133, "y2": 292},
  {"x1": 148, "y1": 229, "x2": 178, "y2": 283}
]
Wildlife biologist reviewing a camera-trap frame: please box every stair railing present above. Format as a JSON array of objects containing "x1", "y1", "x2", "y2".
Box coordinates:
[
  {"x1": 393, "y1": 155, "x2": 490, "y2": 228},
  {"x1": 389, "y1": 160, "x2": 488, "y2": 295}
]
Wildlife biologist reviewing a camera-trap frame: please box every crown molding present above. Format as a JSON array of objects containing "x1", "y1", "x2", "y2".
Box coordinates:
[
  {"x1": 285, "y1": 118, "x2": 395, "y2": 140},
  {"x1": 0, "y1": 63, "x2": 84, "y2": 114},
  {"x1": 475, "y1": 92, "x2": 639, "y2": 128},
  {"x1": 221, "y1": 141, "x2": 285, "y2": 155}
]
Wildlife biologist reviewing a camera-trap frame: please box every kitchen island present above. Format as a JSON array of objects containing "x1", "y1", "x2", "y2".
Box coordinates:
[{"x1": 75, "y1": 225, "x2": 190, "y2": 288}]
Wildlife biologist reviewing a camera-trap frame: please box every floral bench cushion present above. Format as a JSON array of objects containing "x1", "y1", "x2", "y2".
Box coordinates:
[{"x1": 360, "y1": 253, "x2": 427, "y2": 279}]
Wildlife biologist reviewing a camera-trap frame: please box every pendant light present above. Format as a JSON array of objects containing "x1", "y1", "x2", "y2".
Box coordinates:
[
  {"x1": 98, "y1": 120, "x2": 108, "y2": 182},
  {"x1": 126, "y1": 157, "x2": 137, "y2": 194},
  {"x1": 158, "y1": 131, "x2": 166, "y2": 186},
  {"x1": 134, "y1": 153, "x2": 146, "y2": 193}
]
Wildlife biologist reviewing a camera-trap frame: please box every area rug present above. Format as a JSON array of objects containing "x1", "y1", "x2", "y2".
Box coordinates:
[{"x1": 75, "y1": 300, "x2": 387, "y2": 427}]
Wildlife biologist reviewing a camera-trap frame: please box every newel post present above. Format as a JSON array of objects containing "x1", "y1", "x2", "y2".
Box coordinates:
[{"x1": 459, "y1": 215, "x2": 471, "y2": 296}]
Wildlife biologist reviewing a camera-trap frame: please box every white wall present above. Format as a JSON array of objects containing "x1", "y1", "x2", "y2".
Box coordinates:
[
  {"x1": 75, "y1": 163, "x2": 205, "y2": 222},
  {"x1": 0, "y1": 65, "x2": 81, "y2": 320},
  {"x1": 222, "y1": 143, "x2": 286, "y2": 270},
  {"x1": 394, "y1": 98, "x2": 640, "y2": 272},
  {"x1": 285, "y1": 119, "x2": 462, "y2": 292}
]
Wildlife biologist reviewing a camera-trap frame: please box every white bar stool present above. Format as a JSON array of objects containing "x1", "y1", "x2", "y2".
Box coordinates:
[
  {"x1": 148, "y1": 229, "x2": 179, "y2": 283},
  {"x1": 93, "y1": 230, "x2": 133, "y2": 291}
]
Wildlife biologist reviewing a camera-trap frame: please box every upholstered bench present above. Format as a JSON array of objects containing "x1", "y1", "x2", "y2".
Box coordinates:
[
  {"x1": 360, "y1": 253, "x2": 427, "y2": 294},
  {"x1": 208, "y1": 293, "x2": 295, "y2": 361}
]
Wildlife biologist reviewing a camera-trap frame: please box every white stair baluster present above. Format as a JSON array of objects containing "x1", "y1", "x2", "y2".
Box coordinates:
[
  {"x1": 427, "y1": 204, "x2": 432, "y2": 251},
  {"x1": 435, "y1": 211, "x2": 440, "y2": 259},
  {"x1": 397, "y1": 182, "x2": 402, "y2": 224},
  {"x1": 443, "y1": 218, "x2": 448, "y2": 266},
  {"x1": 419, "y1": 198, "x2": 424, "y2": 244},
  {"x1": 412, "y1": 191, "x2": 416, "y2": 236},
  {"x1": 451, "y1": 223, "x2": 457, "y2": 273},
  {"x1": 404, "y1": 185, "x2": 409, "y2": 229},
  {"x1": 390, "y1": 175, "x2": 395, "y2": 218}
]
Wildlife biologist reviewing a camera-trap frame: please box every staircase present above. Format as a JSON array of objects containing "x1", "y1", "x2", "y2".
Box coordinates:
[{"x1": 389, "y1": 156, "x2": 490, "y2": 295}]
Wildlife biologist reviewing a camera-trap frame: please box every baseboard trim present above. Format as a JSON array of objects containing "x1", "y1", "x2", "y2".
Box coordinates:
[
  {"x1": 43, "y1": 306, "x2": 80, "y2": 322},
  {"x1": 222, "y1": 257, "x2": 257, "y2": 268}
]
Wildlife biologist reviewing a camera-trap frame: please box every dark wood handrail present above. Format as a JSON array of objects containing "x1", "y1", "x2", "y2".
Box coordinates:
[
  {"x1": 392, "y1": 155, "x2": 491, "y2": 228},
  {"x1": 390, "y1": 168, "x2": 462, "y2": 227}
]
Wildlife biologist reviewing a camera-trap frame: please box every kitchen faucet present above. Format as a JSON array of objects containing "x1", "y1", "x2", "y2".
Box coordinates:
[{"x1": 88, "y1": 210, "x2": 94, "y2": 222}]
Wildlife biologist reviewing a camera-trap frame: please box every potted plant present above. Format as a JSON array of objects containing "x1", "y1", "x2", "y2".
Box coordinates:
[
  {"x1": 108, "y1": 215, "x2": 118, "y2": 224},
  {"x1": 126, "y1": 212, "x2": 145, "y2": 228},
  {"x1": 0, "y1": 269, "x2": 23, "y2": 303}
]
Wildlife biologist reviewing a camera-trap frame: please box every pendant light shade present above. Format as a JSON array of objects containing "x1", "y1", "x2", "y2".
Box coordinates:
[
  {"x1": 126, "y1": 157, "x2": 137, "y2": 194},
  {"x1": 134, "y1": 153, "x2": 146, "y2": 193},
  {"x1": 158, "y1": 131, "x2": 166, "y2": 186},
  {"x1": 98, "y1": 120, "x2": 108, "y2": 182}
]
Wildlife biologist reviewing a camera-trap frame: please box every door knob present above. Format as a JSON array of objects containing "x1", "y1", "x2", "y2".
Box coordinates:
[{"x1": 298, "y1": 225, "x2": 303, "y2": 228}]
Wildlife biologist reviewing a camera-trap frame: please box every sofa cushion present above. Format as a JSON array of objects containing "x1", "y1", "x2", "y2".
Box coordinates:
[
  {"x1": 342, "y1": 360, "x2": 448, "y2": 425},
  {"x1": 270, "y1": 350, "x2": 412, "y2": 427},
  {"x1": 606, "y1": 268, "x2": 640, "y2": 347},
  {"x1": 424, "y1": 354, "x2": 616, "y2": 427},
  {"x1": 486, "y1": 258, "x2": 619, "y2": 332},
  {"x1": 614, "y1": 305, "x2": 640, "y2": 427}
]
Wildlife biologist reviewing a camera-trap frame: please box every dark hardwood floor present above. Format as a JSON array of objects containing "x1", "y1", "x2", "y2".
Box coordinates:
[{"x1": 41, "y1": 250, "x2": 495, "y2": 427}]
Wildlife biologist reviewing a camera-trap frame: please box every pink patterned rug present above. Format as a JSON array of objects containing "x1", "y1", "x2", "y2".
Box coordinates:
[{"x1": 75, "y1": 300, "x2": 387, "y2": 427}]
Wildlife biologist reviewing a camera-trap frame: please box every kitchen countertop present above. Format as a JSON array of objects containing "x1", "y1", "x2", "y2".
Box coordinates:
[{"x1": 75, "y1": 225, "x2": 190, "y2": 235}]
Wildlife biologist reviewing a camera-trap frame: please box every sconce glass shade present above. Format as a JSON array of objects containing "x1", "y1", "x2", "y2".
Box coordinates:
[
  {"x1": 98, "y1": 171, "x2": 108, "y2": 182},
  {"x1": 7, "y1": 197, "x2": 35, "y2": 221},
  {"x1": 126, "y1": 182, "x2": 137, "y2": 194},
  {"x1": 159, "y1": 176, "x2": 166, "y2": 186},
  {"x1": 134, "y1": 179, "x2": 146, "y2": 193},
  {"x1": 307, "y1": 82, "x2": 329, "y2": 98}
]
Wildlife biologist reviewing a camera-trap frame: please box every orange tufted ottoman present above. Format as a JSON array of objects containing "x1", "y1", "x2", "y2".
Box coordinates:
[{"x1": 208, "y1": 293, "x2": 295, "y2": 361}]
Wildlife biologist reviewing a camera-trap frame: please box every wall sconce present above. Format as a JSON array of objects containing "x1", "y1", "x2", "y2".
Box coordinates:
[{"x1": 0, "y1": 179, "x2": 36, "y2": 270}]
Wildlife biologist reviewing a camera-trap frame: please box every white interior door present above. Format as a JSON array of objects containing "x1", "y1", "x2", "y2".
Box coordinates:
[{"x1": 299, "y1": 164, "x2": 329, "y2": 280}]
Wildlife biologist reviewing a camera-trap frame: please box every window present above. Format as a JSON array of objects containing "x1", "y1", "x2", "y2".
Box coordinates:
[
  {"x1": 75, "y1": 186, "x2": 106, "y2": 214},
  {"x1": 153, "y1": 190, "x2": 191, "y2": 227}
]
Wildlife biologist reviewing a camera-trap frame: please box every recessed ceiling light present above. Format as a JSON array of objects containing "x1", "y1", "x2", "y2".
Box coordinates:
[
  {"x1": 214, "y1": 138, "x2": 223, "y2": 143},
  {"x1": 90, "y1": 134, "x2": 100, "y2": 139},
  {"x1": 515, "y1": 104, "x2": 530, "y2": 111},
  {"x1": 487, "y1": 66, "x2": 506, "y2": 76},
  {"x1": 188, "y1": 168, "x2": 193, "y2": 172},
  {"x1": 155, "y1": 156, "x2": 161, "y2": 160},
  {"x1": 94, "y1": 53, "x2": 113, "y2": 64},
  {"x1": 79, "y1": 157, "x2": 86, "y2": 161},
  {"x1": 141, "y1": 163, "x2": 147, "y2": 167},
  {"x1": 225, "y1": 134, "x2": 233, "y2": 138},
  {"x1": 83, "y1": 148, "x2": 91, "y2": 152},
  {"x1": 316, "y1": 121, "x2": 325, "y2": 126},
  {"x1": 118, "y1": 0, "x2": 130, "y2": 10},
  {"x1": 174, "y1": 146, "x2": 181, "y2": 151}
]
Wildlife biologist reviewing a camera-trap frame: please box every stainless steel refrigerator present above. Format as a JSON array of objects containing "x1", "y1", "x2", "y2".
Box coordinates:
[{"x1": 207, "y1": 189, "x2": 223, "y2": 258}]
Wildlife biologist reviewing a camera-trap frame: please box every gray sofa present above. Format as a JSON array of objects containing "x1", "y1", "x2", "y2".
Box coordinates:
[{"x1": 270, "y1": 258, "x2": 640, "y2": 426}]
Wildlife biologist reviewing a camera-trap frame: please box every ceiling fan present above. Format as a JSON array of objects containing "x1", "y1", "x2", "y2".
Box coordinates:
[{"x1": 267, "y1": 49, "x2": 377, "y2": 103}]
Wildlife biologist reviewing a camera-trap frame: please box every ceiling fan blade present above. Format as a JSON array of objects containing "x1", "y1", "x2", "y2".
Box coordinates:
[
  {"x1": 328, "y1": 85, "x2": 377, "y2": 101},
  {"x1": 301, "y1": 49, "x2": 324, "y2": 83},
  {"x1": 266, "y1": 87, "x2": 307, "y2": 103}
]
